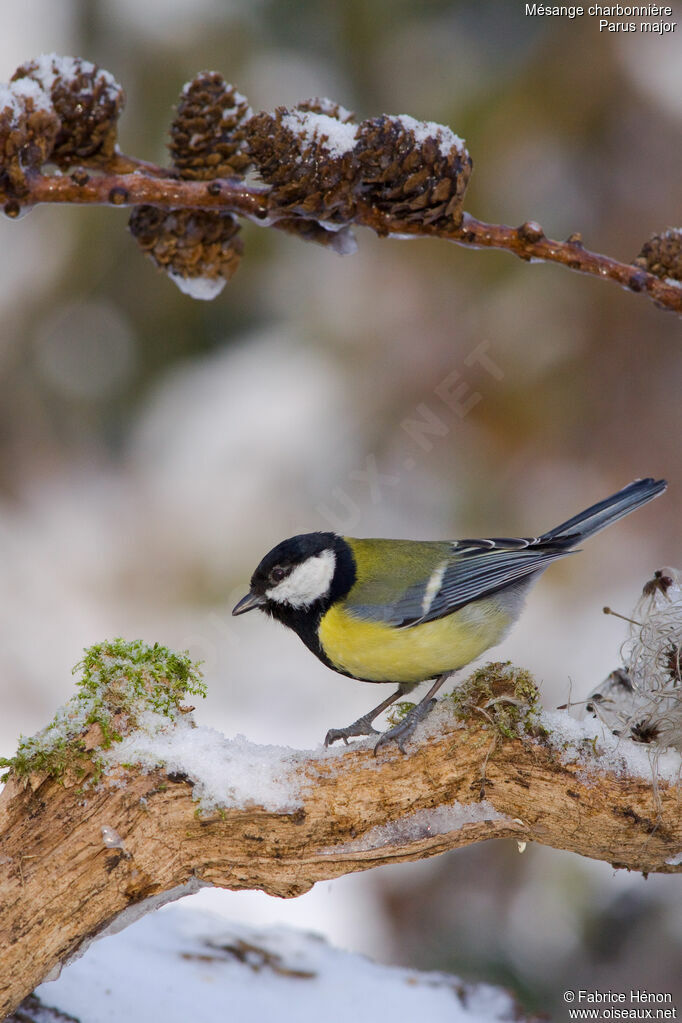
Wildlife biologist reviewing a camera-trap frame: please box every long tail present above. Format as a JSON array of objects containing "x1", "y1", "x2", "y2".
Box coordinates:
[{"x1": 540, "y1": 477, "x2": 667, "y2": 545}]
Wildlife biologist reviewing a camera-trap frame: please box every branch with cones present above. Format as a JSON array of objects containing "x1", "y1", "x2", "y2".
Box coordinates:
[{"x1": 1, "y1": 56, "x2": 681, "y2": 310}]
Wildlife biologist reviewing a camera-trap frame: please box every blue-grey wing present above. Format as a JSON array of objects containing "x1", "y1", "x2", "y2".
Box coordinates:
[
  {"x1": 347, "y1": 537, "x2": 573, "y2": 628},
  {"x1": 407, "y1": 541, "x2": 573, "y2": 627}
]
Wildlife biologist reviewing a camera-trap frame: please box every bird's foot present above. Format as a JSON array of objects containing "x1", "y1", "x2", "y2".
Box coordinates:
[
  {"x1": 324, "y1": 713, "x2": 380, "y2": 747},
  {"x1": 373, "y1": 698, "x2": 437, "y2": 756}
]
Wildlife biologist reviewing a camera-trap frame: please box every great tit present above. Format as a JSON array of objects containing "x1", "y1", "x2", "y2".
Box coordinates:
[{"x1": 233, "y1": 477, "x2": 667, "y2": 752}]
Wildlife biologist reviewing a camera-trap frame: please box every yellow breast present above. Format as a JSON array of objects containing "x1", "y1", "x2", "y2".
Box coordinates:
[{"x1": 318, "y1": 598, "x2": 513, "y2": 684}]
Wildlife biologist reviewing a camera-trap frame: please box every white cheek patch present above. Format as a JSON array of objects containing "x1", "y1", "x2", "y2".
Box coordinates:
[{"x1": 266, "y1": 549, "x2": 337, "y2": 608}]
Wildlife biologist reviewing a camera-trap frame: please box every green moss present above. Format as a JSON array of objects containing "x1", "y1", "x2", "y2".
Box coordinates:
[
  {"x1": 1, "y1": 734, "x2": 85, "y2": 781},
  {"x1": 74, "y1": 638, "x2": 205, "y2": 721},
  {"x1": 447, "y1": 661, "x2": 544, "y2": 740},
  {"x1": 385, "y1": 701, "x2": 416, "y2": 727},
  {"x1": 0, "y1": 638, "x2": 205, "y2": 784}
]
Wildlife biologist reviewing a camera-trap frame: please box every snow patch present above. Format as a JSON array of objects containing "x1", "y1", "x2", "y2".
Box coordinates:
[
  {"x1": 665, "y1": 851, "x2": 682, "y2": 866},
  {"x1": 281, "y1": 110, "x2": 359, "y2": 158},
  {"x1": 326, "y1": 226, "x2": 357, "y2": 255},
  {"x1": 167, "y1": 272, "x2": 227, "y2": 300},
  {"x1": 0, "y1": 78, "x2": 52, "y2": 116},
  {"x1": 103, "y1": 713, "x2": 305, "y2": 813},
  {"x1": 395, "y1": 114, "x2": 467, "y2": 158},
  {"x1": 540, "y1": 709, "x2": 682, "y2": 784},
  {"x1": 36, "y1": 905, "x2": 530, "y2": 1023},
  {"x1": 24, "y1": 53, "x2": 120, "y2": 102},
  {"x1": 325, "y1": 800, "x2": 509, "y2": 854},
  {"x1": 224, "y1": 91, "x2": 250, "y2": 118},
  {"x1": 303, "y1": 97, "x2": 354, "y2": 122}
]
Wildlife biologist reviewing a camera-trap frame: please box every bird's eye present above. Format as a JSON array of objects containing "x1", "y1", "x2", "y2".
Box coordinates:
[{"x1": 270, "y1": 566, "x2": 287, "y2": 583}]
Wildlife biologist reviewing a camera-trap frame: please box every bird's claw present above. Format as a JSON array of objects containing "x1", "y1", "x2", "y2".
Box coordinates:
[
  {"x1": 324, "y1": 715, "x2": 380, "y2": 747},
  {"x1": 326, "y1": 696, "x2": 438, "y2": 753},
  {"x1": 373, "y1": 698, "x2": 437, "y2": 756},
  {"x1": 373, "y1": 720, "x2": 415, "y2": 756}
]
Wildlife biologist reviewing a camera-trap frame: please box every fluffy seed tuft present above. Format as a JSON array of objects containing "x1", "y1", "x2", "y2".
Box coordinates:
[{"x1": 586, "y1": 568, "x2": 682, "y2": 753}]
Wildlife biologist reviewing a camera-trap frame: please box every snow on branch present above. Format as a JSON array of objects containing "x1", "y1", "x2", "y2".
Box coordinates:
[
  {"x1": 0, "y1": 629, "x2": 681, "y2": 1018},
  {"x1": 0, "y1": 57, "x2": 680, "y2": 312}
]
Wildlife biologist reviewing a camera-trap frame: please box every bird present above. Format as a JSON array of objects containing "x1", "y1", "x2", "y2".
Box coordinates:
[{"x1": 232, "y1": 477, "x2": 667, "y2": 753}]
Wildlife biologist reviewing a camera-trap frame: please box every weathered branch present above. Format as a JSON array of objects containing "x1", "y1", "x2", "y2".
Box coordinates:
[
  {"x1": 9, "y1": 169, "x2": 682, "y2": 314},
  {"x1": 1, "y1": 691, "x2": 680, "y2": 1018}
]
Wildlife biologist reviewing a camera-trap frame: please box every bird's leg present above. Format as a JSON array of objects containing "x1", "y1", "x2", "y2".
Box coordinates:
[
  {"x1": 374, "y1": 673, "x2": 451, "y2": 755},
  {"x1": 324, "y1": 686, "x2": 407, "y2": 747}
]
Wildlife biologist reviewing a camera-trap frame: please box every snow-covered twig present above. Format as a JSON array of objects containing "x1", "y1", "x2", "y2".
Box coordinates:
[
  {"x1": 8, "y1": 170, "x2": 681, "y2": 314},
  {"x1": 1, "y1": 58, "x2": 680, "y2": 312}
]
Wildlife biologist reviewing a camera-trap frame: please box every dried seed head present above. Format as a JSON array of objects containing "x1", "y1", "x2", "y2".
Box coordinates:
[
  {"x1": 629, "y1": 718, "x2": 661, "y2": 744},
  {"x1": 0, "y1": 78, "x2": 60, "y2": 195},
  {"x1": 245, "y1": 106, "x2": 359, "y2": 223},
  {"x1": 129, "y1": 205, "x2": 243, "y2": 297},
  {"x1": 664, "y1": 644, "x2": 681, "y2": 683},
  {"x1": 169, "y1": 72, "x2": 252, "y2": 180},
  {"x1": 586, "y1": 567, "x2": 682, "y2": 753},
  {"x1": 642, "y1": 569, "x2": 675, "y2": 599},
  {"x1": 12, "y1": 55, "x2": 124, "y2": 167},
  {"x1": 633, "y1": 228, "x2": 682, "y2": 283},
  {"x1": 355, "y1": 114, "x2": 472, "y2": 228}
]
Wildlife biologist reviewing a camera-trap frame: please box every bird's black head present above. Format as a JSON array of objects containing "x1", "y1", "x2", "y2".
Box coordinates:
[{"x1": 232, "y1": 532, "x2": 356, "y2": 621}]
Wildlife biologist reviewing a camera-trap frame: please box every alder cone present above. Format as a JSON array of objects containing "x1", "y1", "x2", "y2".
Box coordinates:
[
  {"x1": 12, "y1": 56, "x2": 124, "y2": 166},
  {"x1": 0, "y1": 87, "x2": 60, "y2": 195},
  {"x1": 129, "y1": 205, "x2": 243, "y2": 283},
  {"x1": 355, "y1": 115, "x2": 472, "y2": 227},
  {"x1": 634, "y1": 228, "x2": 682, "y2": 283},
  {"x1": 245, "y1": 107, "x2": 358, "y2": 223},
  {"x1": 169, "y1": 72, "x2": 251, "y2": 180}
]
